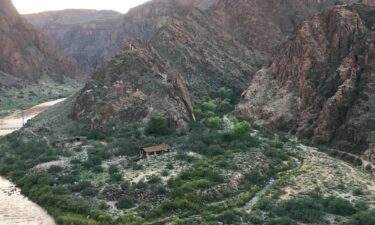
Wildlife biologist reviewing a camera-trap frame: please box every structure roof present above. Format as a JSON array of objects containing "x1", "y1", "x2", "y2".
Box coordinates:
[{"x1": 142, "y1": 144, "x2": 171, "y2": 153}]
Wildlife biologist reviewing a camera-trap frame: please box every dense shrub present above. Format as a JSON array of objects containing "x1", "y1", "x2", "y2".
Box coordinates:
[
  {"x1": 273, "y1": 197, "x2": 324, "y2": 223},
  {"x1": 147, "y1": 175, "x2": 162, "y2": 184},
  {"x1": 109, "y1": 173, "x2": 123, "y2": 182},
  {"x1": 121, "y1": 180, "x2": 131, "y2": 190},
  {"x1": 108, "y1": 165, "x2": 119, "y2": 174},
  {"x1": 347, "y1": 209, "x2": 375, "y2": 225},
  {"x1": 215, "y1": 210, "x2": 242, "y2": 225},
  {"x1": 263, "y1": 148, "x2": 289, "y2": 161},
  {"x1": 324, "y1": 196, "x2": 357, "y2": 216},
  {"x1": 145, "y1": 114, "x2": 171, "y2": 136},
  {"x1": 57, "y1": 213, "x2": 97, "y2": 225},
  {"x1": 81, "y1": 187, "x2": 99, "y2": 197},
  {"x1": 206, "y1": 117, "x2": 223, "y2": 129},
  {"x1": 48, "y1": 165, "x2": 63, "y2": 174},
  {"x1": 265, "y1": 217, "x2": 297, "y2": 225},
  {"x1": 70, "y1": 181, "x2": 92, "y2": 192},
  {"x1": 116, "y1": 196, "x2": 135, "y2": 209}
]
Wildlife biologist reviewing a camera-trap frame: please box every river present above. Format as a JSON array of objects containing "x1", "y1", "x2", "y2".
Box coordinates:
[
  {"x1": 0, "y1": 99, "x2": 64, "y2": 225},
  {"x1": 0, "y1": 98, "x2": 65, "y2": 136}
]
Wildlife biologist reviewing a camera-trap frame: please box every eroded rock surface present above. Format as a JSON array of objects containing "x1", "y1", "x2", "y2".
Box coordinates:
[{"x1": 237, "y1": 4, "x2": 375, "y2": 153}]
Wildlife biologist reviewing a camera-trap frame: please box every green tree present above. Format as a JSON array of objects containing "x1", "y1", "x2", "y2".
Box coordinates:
[{"x1": 145, "y1": 114, "x2": 171, "y2": 136}]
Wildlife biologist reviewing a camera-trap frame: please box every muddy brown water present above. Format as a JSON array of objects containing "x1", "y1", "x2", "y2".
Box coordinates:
[
  {"x1": 0, "y1": 177, "x2": 56, "y2": 225},
  {"x1": 0, "y1": 98, "x2": 65, "y2": 136},
  {"x1": 0, "y1": 99, "x2": 64, "y2": 225}
]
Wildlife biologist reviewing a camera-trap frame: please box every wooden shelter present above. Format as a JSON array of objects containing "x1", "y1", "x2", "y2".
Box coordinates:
[
  {"x1": 140, "y1": 144, "x2": 172, "y2": 158},
  {"x1": 53, "y1": 137, "x2": 87, "y2": 148}
]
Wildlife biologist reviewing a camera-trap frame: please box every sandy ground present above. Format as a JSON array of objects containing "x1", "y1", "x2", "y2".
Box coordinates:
[
  {"x1": 0, "y1": 98, "x2": 65, "y2": 136},
  {"x1": 0, "y1": 177, "x2": 56, "y2": 225}
]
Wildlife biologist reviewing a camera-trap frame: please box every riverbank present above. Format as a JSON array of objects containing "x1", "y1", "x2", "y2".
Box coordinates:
[
  {"x1": 0, "y1": 176, "x2": 56, "y2": 225},
  {"x1": 0, "y1": 98, "x2": 65, "y2": 136},
  {"x1": 0, "y1": 99, "x2": 65, "y2": 224}
]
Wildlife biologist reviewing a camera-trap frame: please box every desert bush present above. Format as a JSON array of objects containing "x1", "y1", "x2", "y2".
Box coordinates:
[
  {"x1": 273, "y1": 197, "x2": 324, "y2": 223},
  {"x1": 206, "y1": 117, "x2": 223, "y2": 129},
  {"x1": 323, "y1": 196, "x2": 357, "y2": 216},
  {"x1": 265, "y1": 217, "x2": 297, "y2": 225},
  {"x1": 81, "y1": 187, "x2": 99, "y2": 197},
  {"x1": 108, "y1": 165, "x2": 119, "y2": 174},
  {"x1": 70, "y1": 181, "x2": 92, "y2": 192},
  {"x1": 215, "y1": 210, "x2": 242, "y2": 225},
  {"x1": 109, "y1": 173, "x2": 123, "y2": 182},
  {"x1": 116, "y1": 196, "x2": 135, "y2": 209},
  {"x1": 347, "y1": 209, "x2": 375, "y2": 225},
  {"x1": 92, "y1": 165, "x2": 104, "y2": 173},
  {"x1": 48, "y1": 165, "x2": 63, "y2": 174},
  {"x1": 120, "y1": 180, "x2": 131, "y2": 190},
  {"x1": 145, "y1": 114, "x2": 171, "y2": 136},
  {"x1": 147, "y1": 175, "x2": 161, "y2": 184}
]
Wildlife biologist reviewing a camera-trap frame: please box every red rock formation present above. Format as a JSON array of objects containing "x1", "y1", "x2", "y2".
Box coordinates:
[
  {"x1": 237, "y1": 4, "x2": 375, "y2": 153},
  {"x1": 0, "y1": 0, "x2": 85, "y2": 81},
  {"x1": 23, "y1": 0, "x2": 367, "y2": 73},
  {"x1": 72, "y1": 40, "x2": 194, "y2": 129}
]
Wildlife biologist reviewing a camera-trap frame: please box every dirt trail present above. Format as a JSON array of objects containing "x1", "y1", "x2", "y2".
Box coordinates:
[{"x1": 0, "y1": 98, "x2": 65, "y2": 136}]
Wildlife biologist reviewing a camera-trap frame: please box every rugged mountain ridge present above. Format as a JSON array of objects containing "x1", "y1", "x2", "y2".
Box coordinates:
[
  {"x1": 213, "y1": 0, "x2": 374, "y2": 55},
  {"x1": 23, "y1": 0, "x2": 368, "y2": 72},
  {"x1": 72, "y1": 40, "x2": 195, "y2": 129},
  {"x1": 0, "y1": 0, "x2": 84, "y2": 82},
  {"x1": 68, "y1": 6, "x2": 264, "y2": 129},
  {"x1": 23, "y1": 10, "x2": 124, "y2": 72},
  {"x1": 23, "y1": 0, "x2": 217, "y2": 72},
  {"x1": 27, "y1": 0, "x2": 375, "y2": 133},
  {"x1": 237, "y1": 4, "x2": 375, "y2": 154},
  {"x1": 23, "y1": 9, "x2": 123, "y2": 27}
]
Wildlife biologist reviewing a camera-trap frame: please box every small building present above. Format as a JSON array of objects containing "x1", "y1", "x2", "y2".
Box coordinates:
[
  {"x1": 53, "y1": 137, "x2": 87, "y2": 148},
  {"x1": 140, "y1": 144, "x2": 172, "y2": 158}
]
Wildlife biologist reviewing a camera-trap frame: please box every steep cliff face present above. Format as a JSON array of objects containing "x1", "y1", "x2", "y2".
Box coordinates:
[
  {"x1": 150, "y1": 9, "x2": 264, "y2": 98},
  {"x1": 69, "y1": 6, "x2": 266, "y2": 128},
  {"x1": 72, "y1": 41, "x2": 195, "y2": 129},
  {"x1": 237, "y1": 4, "x2": 375, "y2": 154},
  {"x1": 23, "y1": 0, "x2": 369, "y2": 73},
  {"x1": 0, "y1": 0, "x2": 84, "y2": 82},
  {"x1": 212, "y1": 0, "x2": 373, "y2": 55},
  {"x1": 23, "y1": 10, "x2": 123, "y2": 72},
  {"x1": 23, "y1": 0, "x2": 218, "y2": 72}
]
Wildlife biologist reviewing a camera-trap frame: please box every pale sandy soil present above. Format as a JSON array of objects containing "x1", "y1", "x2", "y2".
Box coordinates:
[
  {"x1": 0, "y1": 177, "x2": 56, "y2": 225},
  {"x1": 278, "y1": 145, "x2": 375, "y2": 205},
  {"x1": 0, "y1": 98, "x2": 65, "y2": 136}
]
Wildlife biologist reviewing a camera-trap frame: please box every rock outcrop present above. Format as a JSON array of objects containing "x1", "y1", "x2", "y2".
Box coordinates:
[
  {"x1": 237, "y1": 4, "x2": 375, "y2": 153},
  {"x1": 23, "y1": 0, "x2": 218, "y2": 72},
  {"x1": 150, "y1": 8, "x2": 264, "y2": 98},
  {"x1": 72, "y1": 41, "x2": 195, "y2": 129},
  {"x1": 0, "y1": 0, "x2": 85, "y2": 82},
  {"x1": 213, "y1": 0, "x2": 374, "y2": 56},
  {"x1": 23, "y1": 10, "x2": 123, "y2": 72},
  {"x1": 23, "y1": 0, "x2": 367, "y2": 73},
  {"x1": 363, "y1": 145, "x2": 375, "y2": 164}
]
